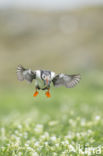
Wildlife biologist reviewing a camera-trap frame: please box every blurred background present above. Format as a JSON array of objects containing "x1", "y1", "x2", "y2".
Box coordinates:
[
  {"x1": 0, "y1": 0, "x2": 103, "y2": 117},
  {"x1": 0, "y1": 1, "x2": 103, "y2": 154},
  {"x1": 0, "y1": 0, "x2": 103, "y2": 86},
  {"x1": 0, "y1": 0, "x2": 103, "y2": 112}
]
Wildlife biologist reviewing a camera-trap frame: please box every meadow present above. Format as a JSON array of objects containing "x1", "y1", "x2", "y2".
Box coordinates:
[
  {"x1": 0, "y1": 71, "x2": 103, "y2": 156},
  {"x1": 0, "y1": 6, "x2": 103, "y2": 156}
]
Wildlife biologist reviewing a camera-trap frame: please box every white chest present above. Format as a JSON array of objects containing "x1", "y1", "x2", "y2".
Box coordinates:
[
  {"x1": 35, "y1": 70, "x2": 56, "y2": 89},
  {"x1": 35, "y1": 78, "x2": 45, "y2": 88},
  {"x1": 35, "y1": 70, "x2": 45, "y2": 88}
]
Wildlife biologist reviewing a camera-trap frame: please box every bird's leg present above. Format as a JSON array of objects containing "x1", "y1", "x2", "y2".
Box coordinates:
[
  {"x1": 33, "y1": 87, "x2": 39, "y2": 97},
  {"x1": 45, "y1": 88, "x2": 51, "y2": 98}
]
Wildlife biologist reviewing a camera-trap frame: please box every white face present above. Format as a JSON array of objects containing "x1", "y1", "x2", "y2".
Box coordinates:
[
  {"x1": 42, "y1": 73, "x2": 51, "y2": 86},
  {"x1": 42, "y1": 74, "x2": 51, "y2": 81}
]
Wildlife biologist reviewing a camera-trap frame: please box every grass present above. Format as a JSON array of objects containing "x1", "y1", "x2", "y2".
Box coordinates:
[
  {"x1": 0, "y1": 6, "x2": 103, "y2": 155},
  {"x1": 0, "y1": 72, "x2": 103, "y2": 156}
]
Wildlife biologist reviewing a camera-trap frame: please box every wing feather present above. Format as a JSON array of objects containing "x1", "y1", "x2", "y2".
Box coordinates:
[
  {"x1": 52, "y1": 74, "x2": 81, "y2": 88},
  {"x1": 17, "y1": 65, "x2": 36, "y2": 83}
]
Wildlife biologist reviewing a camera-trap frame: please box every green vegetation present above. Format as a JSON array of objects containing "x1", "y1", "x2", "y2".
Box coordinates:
[
  {"x1": 0, "y1": 72, "x2": 103, "y2": 155},
  {"x1": 0, "y1": 6, "x2": 103, "y2": 155}
]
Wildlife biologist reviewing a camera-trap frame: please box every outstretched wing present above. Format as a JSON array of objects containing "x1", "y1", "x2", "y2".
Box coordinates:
[
  {"x1": 17, "y1": 65, "x2": 36, "y2": 83},
  {"x1": 52, "y1": 74, "x2": 81, "y2": 88}
]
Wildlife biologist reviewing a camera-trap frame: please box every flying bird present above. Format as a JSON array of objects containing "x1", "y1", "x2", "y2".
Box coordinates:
[{"x1": 17, "y1": 65, "x2": 81, "y2": 98}]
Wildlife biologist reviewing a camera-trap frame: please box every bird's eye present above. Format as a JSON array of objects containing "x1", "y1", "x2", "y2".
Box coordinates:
[{"x1": 43, "y1": 75, "x2": 46, "y2": 79}]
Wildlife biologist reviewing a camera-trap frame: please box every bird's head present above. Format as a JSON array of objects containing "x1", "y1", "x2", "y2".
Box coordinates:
[{"x1": 41, "y1": 71, "x2": 51, "y2": 86}]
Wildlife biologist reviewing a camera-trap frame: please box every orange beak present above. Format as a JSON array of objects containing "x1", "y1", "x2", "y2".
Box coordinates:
[{"x1": 46, "y1": 79, "x2": 48, "y2": 85}]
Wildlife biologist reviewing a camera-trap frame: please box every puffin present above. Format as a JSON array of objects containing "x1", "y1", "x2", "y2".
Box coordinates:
[{"x1": 17, "y1": 65, "x2": 81, "y2": 98}]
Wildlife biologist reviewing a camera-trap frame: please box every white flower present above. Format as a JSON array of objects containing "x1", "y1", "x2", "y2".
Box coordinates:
[
  {"x1": 90, "y1": 138, "x2": 95, "y2": 143},
  {"x1": 18, "y1": 133, "x2": 23, "y2": 137},
  {"x1": 24, "y1": 132, "x2": 28, "y2": 139},
  {"x1": 76, "y1": 132, "x2": 81, "y2": 138},
  {"x1": 36, "y1": 124, "x2": 43, "y2": 129},
  {"x1": 26, "y1": 140, "x2": 30, "y2": 144},
  {"x1": 25, "y1": 143, "x2": 29, "y2": 147},
  {"x1": 1, "y1": 147, "x2": 5, "y2": 152},
  {"x1": 68, "y1": 144, "x2": 76, "y2": 152},
  {"x1": 61, "y1": 150, "x2": 68, "y2": 156},
  {"x1": 17, "y1": 124, "x2": 22, "y2": 129},
  {"x1": 95, "y1": 116, "x2": 100, "y2": 121},
  {"x1": 53, "y1": 152, "x2": 57, "y2": 156},
  {"x1": 34, "y1": 128, "x2": 42, "y2": 134},
  {"x1": 31, "y1": 152, "x2": 39, "y2": 156},
  {"x1": 34, "y1": 142, "x2": 39, "y2": 147},
  {"x1": 67, "y1": 132, "x2": 74, "y2": 139},
  {"x1": 55, "y1": 143, "x2": 59, "y2": 147},
  {"x1": 15, "y1": 130, "x2": 19, "y2": 134},
  {"x1": 34, "y1": 124, "x2": 43, "y2": 134},
  {"x1": 40, "y1": 132, "x2": 49, "y2": 140},
  {"x1": 51, "y1": 136, "x2": 56, "y2": 141},
  {"x1": 31, "y1": 137, "x2": 36, "y2": 142},
  {"x1": 81, "y1": 132, "x2": 86, "y2": 137},
  {"x1": 69, "y1": 119, "x2": 76, "y2": 127},
  {"x1": 18, "y1": 152, "x2": 22, "y2": 156},
  {"x1": 48, "y1": 121, "x2": 58, "y2": 126},
  {"x1": 14, "y1": 142, "x2": 19, "y2": 147},
  {"x1": 44, "y1": 142, "x2": 48, "y2": 146},
  {"x1": 87, "y1": 129, "x2": 93, "y2": 135},
  {"x1": 81, "y1": 119, "x2": 86, "y2": 126},
  {"x1": 79, "y1": 149, "x2": 85, "y2": 155},
  {"x1": 65, "y1": 140, "x2": 69, "y2": 145},
  {"x1": 27, "y1": 147, "x2": 33, "y2": 151},
  {"x1": 61, "y1": 141, "x2": 65, "y2": 145}
]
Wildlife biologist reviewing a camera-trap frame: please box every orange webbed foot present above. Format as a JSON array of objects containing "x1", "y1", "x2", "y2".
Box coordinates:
[
  {"x1": 45, "y1": 90, "x2": 51, "y2": 98},
  {"x1": 33, "y1": 91, "x2": 39, "y2": 97}
]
